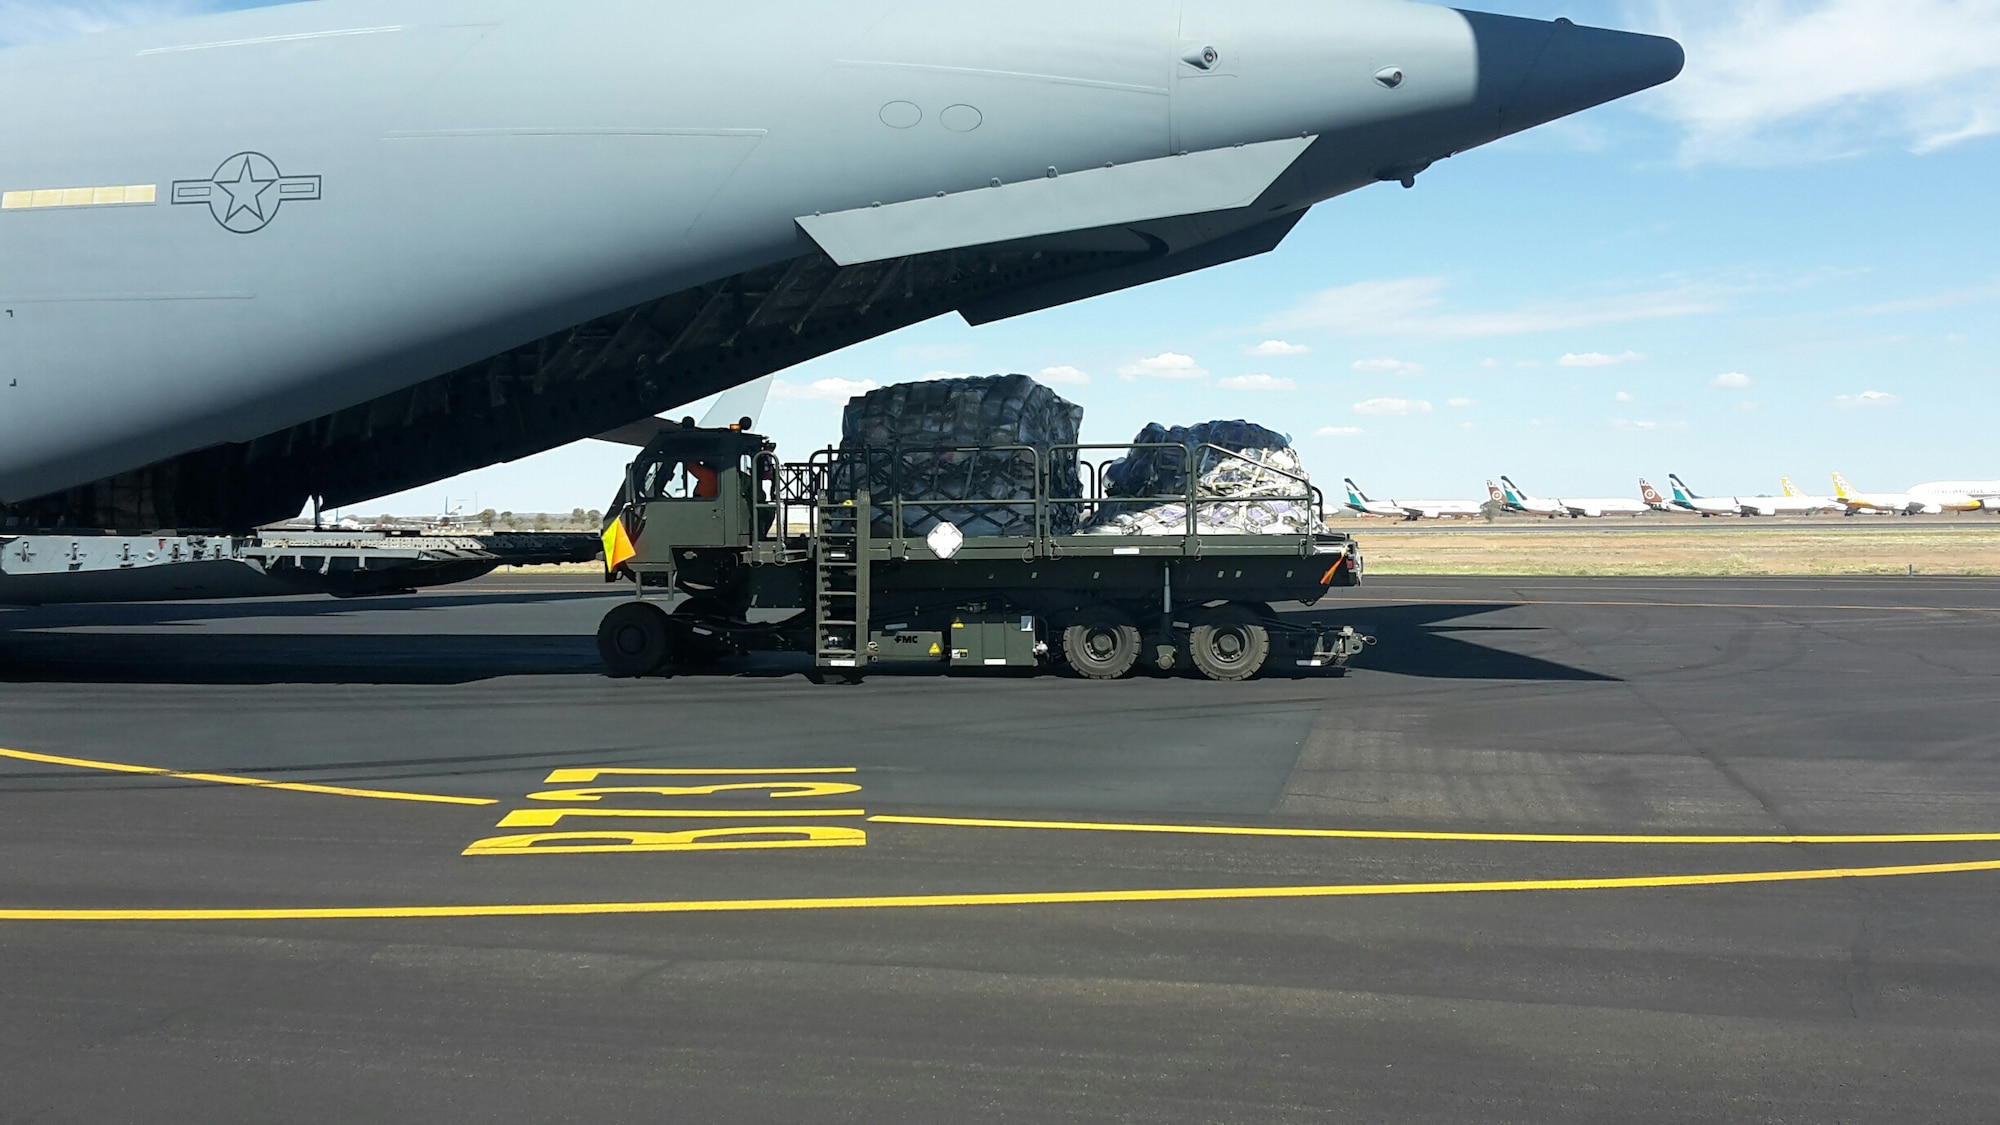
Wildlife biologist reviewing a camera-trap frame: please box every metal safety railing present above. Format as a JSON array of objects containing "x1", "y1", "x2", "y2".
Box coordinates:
[{"x1": 754, "y1": 441, "x2": 1322, "y2": 557}]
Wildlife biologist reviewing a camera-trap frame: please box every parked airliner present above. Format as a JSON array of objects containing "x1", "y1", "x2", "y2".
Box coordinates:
[
  {"x1": 1498, "y1": 476, "x2": 1647, "y2": 519},
  {"x1": 1663, "y1": 474, "x2": 1838, "y2": 518},
  {"x1": 1780, "y1": 478, "x2": 1845, "y2": 515},
  {"x1": 1909, "y1": 480, "x2": 2000, "y2": 511},
  {"x1": 1661, "y1": 475, "x2": 1741, "y2": 517},
  {"x1": 1831, "y1": 473, "x2": 1982, "y2": 516},
  {"x1": 1343, "y1": 480, "x2": 1484, "y2": 520}
]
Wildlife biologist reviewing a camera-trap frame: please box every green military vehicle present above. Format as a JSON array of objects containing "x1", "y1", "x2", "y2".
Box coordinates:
[{"x1": 595, "y1": 420, "x2": 1369, "y2": 681}]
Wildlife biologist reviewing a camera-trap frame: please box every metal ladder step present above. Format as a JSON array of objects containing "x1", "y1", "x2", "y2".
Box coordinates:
[{"x1": 812, "y1": 491, "x2": 871, "y2": 668}]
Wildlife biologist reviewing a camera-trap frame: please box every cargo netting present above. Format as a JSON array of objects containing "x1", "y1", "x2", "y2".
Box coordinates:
[
  {"x1": 836, "y1": 374, "x2": 1085, "y2": 538},
  {"x1": 1079, "y1": 420, "x2": 1316, "y2": 536}
]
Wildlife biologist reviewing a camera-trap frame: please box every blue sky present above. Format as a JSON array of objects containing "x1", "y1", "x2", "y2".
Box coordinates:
[{"x1": 6, "y1": 0, "x2": 1997, "y2": 513}]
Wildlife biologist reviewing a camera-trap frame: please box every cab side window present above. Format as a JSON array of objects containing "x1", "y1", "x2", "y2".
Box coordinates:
[
  {"x1": 638, "y1": 459, "x2": 693, "y2": 500},
  {"x1": 637, "y1": 457, "x2": 725, "y2": 501}
]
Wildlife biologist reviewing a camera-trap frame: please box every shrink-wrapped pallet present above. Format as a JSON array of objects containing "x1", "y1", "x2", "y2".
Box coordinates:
[
  {"x1": 1081, "y1": 420, "x2": 1316, "y2": 536},
  {"x1": 837, "y1": 374, "x2": 1084, "y2": 537}
]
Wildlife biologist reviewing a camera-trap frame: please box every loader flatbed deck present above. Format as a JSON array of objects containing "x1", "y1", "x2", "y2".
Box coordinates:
[{"x1": 595, "y1": 424, "x2": 1370, "y2": 680}]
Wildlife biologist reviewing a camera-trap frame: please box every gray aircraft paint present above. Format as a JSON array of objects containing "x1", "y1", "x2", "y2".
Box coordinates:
[{"x1": 0, "y1": 1, "x2": 1681, "y2": 531}]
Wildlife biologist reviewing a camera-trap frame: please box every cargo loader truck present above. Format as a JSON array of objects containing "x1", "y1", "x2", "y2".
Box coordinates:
[{"x1": 595, "y1": 421, "x2": 1370, "y2": 681}]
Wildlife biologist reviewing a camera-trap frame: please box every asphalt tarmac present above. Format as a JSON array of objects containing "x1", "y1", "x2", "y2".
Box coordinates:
[{"x1": 3, "y1": 575, "x2": 1999, "y2": 1123}]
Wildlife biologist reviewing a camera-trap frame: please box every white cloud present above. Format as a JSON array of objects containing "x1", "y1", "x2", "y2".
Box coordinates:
[
  {"x1": 1117, "y1": 352, "x2": 1208, "y2": 380},
  {"x1": 1352, "y1": 397, "x2": 1433, "y2": 417},
  {"x1": 1913, "y1": 111, "x2": 2000, "y2": 153},
  {"x1": 0, "y1": 0, "x2": 215, "y2": 46},
  {"x1": 1711, "y1": 371, "x2": 1754, "y2": 389},
  {"x1": 1638, "y1": 0, "x2": 2000, "y2": 164},
  {"x1": 1351, "y1": 357, "x2": 1426, "y2": 377},
  {"x1": 1445, "y1": 397, "x2": 1476, "y2": 408},
  {"x1": 1265, "y1": 277, "x2": 1723, "y2": 339},
  {"x1": 1316, "y1": 426, "x2": 1365, "y2": 438},
  {"x1": 1035, "y1": 365, "x2": 1090, "y2": 386},
  {"x1": 1245, "y1": 340, "x2": 1310, "y2": 357},
  {"x1": 1480, "y1": 358, "x2": 1501, "y2": 368},
  {"x1": 1217, "y1": 374, "x2": 1296, "y2": 392},
  {"x1": 1615, "y1": 391, "x2": 1637, "y2": 403},
  {"x1": 772, "y1": 377, "x2": 877, "y2": 402},
  {"x1": 1834, "y1": 389, "x2": 1904, "y2": 408},
  {"x1": 1613, "y1": 419, "x2": 1661, "y2": 431},
  {"x1": 922, "y1": 369, "x2": 976, "y2": 381},
  {"x1": 1855, "y1": 280, "x2": 2000, "y2": 316},
  {"x1": 1560, "y1": 351, "x2": 1645, "y2": 368}
]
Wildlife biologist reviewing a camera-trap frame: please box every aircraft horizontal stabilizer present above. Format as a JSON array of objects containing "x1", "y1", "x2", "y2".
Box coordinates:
[
  {"x1": 593, "y1": 375, "x2": 776, "y2": 447},
  {"x1": 593, "y1": 418, "x2": 675, "y2": 448},
  {"x1": 796, "y1": 137, "x2": 1315, "y2": 267}
]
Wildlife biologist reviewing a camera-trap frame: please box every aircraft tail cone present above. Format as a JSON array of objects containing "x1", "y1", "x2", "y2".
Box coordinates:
[{"x1": 1460, "y1": 11, "x2": 1684, "y2": 137}]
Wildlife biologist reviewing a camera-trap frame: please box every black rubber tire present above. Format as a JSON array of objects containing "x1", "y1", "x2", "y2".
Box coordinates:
[
  {"x1": 1188, "y1": 604, "x2": 1272, "y2": 682},
  {"x1": 1061, "y1": 609, "x2": 1142, "y2": 680},
  {"x1": 597, "y1": 601, "x2": 674, "y2": 678}
]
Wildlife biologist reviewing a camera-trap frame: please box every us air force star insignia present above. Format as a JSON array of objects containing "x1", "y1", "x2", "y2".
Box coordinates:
[{"x1": 171, "y1": 152, "x2": 321, "y2": 234}]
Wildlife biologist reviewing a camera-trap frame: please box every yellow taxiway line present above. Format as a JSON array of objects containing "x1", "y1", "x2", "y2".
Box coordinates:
[
  {"x1": 0, "y1": 746, "x2": 496, "y2": 807},
  {"x1": 868, "y1": 813, "x2": 2000, "y2": 846},
  {"x1": 4, "y1": 855, "x2": 1998, "y2": 922}
]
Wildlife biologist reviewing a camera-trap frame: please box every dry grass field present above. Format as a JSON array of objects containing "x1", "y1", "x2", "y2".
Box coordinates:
[
  {"x1": 1352, "y1": 518, "x2": 2000, "y2": 577},
  {"x1": 498, "y1": 517, "x2": 2000, "y2": 579}
]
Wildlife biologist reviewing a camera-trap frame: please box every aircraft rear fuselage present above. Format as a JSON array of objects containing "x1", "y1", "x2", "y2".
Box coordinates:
[{"x1": 0, "y1": 0, "x2": 1682, "y2": 529}]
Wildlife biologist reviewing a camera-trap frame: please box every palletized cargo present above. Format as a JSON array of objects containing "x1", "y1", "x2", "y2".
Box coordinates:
[
  {"x1": 836, "y1": 374, "x2": 1085, "y2": 537},
  {"x1": 1084, "y1": 420, "x2": 1316, "y2": 537}
]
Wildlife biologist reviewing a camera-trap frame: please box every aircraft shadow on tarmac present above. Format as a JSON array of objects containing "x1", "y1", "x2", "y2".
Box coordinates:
[
  {"x1": 658, "y1": 600, "x2": 1616, "y2": 685},
  {"x1": 1286, "y1": 601, "x2": 1619, "y2": 682},
  {"x1": 0, "y1": 591, "x2": 616, "y2": 686},
  {"x1": 0, "y1": 589, "x2": 611, "y2": 630},
  {"x1": 0, "y1": 597, "x2": 1612, "y2": 687},
  {"x1": 0, "y1": 632, "x2": 603, "y2": 686}
]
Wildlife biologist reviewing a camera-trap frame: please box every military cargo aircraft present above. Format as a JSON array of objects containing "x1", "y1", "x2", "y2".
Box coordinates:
[{"x1": 0, "y1": 0, "x2": 1681, "y2": 601}]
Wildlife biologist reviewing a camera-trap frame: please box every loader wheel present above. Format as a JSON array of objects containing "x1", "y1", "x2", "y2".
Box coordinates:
[
  {"x1": 1061, "y1": 609, "x2": 1141, "y2": 680},
  {"x1": 1189, "y1": 604, "x2": 1271, "y2": 682},
  {"x1": 598, "y1": 601, "x2": 674, "y2": 677}
]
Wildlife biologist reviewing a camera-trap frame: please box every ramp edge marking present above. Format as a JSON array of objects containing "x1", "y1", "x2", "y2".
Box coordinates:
[
  {"x1": 869, "y1": 814, "x2": 2000, "y2": 846},
  {"x1": 0, "y1": 746, "x2": 495, "y2": 807},
  {"x1": 4, "y1": 856, "x2": 1998, "y2": 922}
]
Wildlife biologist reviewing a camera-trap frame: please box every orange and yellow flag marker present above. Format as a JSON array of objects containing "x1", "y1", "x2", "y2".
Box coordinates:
[{"x1": 601, "y1": 511, "x2": 637, "y2": 575}]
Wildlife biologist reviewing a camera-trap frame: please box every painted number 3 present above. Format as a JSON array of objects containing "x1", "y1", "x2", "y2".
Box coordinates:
[{"x1": 462, "y1": 768, "x2": 868, "y2": 856}]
